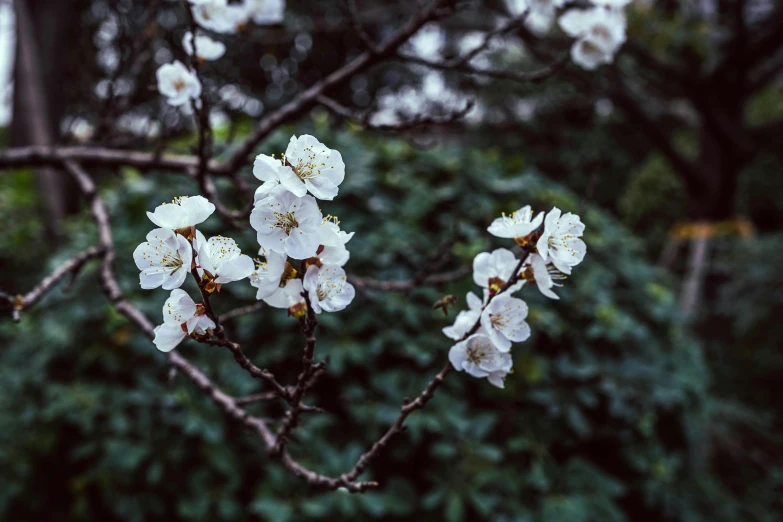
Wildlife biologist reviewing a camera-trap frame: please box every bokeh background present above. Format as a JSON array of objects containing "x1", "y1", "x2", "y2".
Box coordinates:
[{"x1": 2, "y1": 0, "x2": 783, "y2": 521}]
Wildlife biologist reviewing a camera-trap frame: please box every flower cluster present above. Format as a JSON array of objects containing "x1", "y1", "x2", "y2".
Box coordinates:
[
  {"x1": 156, "y1": 0, "x2": 286, "y2": 106},
  {"x1": 132, "y1": 134, "x2": 356, "y2": 352},
  {"x1": 446, "y1": 205, "x2": 586, "y2": 388},
  {"x1": 133, "y1": 195, "x2": 255, "y2": 352},
  {"x1": 249, "y1": 135, "x2": 356, "y2": 316},
  {"x1": 521, "y1": 0, "x2": 631, "y2": 70}
]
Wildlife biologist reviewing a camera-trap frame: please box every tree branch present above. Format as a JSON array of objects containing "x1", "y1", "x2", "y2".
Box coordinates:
[
  {"x1": 0, "y1": 145, "x2": 203, "y2": 172},
  {"x1": 317, "y1": 94, "x2": 474, "y2": 132},
  {"x1": 221, "y1": 0, "x2": 458, "y2": 174},
  {"x1": 608, "y1": 80, "x2": 704, "y2": 198},
  {"x1": 396, "y1": 52, "x2": 569, "y2": 84},
  {"x1": 340, "y1": 241, "x2": 537, "y2": 486},
  {"x1": 5, "y1": 246, "x2": 103, "y2": 320},
  {"x1": 220, "y1": 301, "x2": 266, "y2": 321}
]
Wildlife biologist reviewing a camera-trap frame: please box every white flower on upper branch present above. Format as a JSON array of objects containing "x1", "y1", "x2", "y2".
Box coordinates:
[
  {"x1": 558, "y1": 6, "x2": 627, "y2": 70},
  {"x1": 146, "y1": 195, "x2": 215, "y2": 232},
  {"x1": 156, "y1": 61, "x2": 202, "y2": 106},
  {"x1": 192, "y1": 0, "x2": 239, "y2": 34},
  {"x1": 487, "y1": 205, "x2": 544, "y2": 242},
  {"x1": 449, "y1": 333, "x2": 514, "y2": 388},
  {"x1": 513, "y1": 0, "x2": 567, "y2": 35},
  {"x1": 250, "y1": 191, "x2": 322, "y2": 259},
  {"x1": 253, "y1": 135, "x2": 345, "y2": 201},
  {"x1": 133, "y1": 228, "x2": 193, "y2": 290},
  {"x1": 182, "y1": 31, "x2": 226, "y2": 61},
  {"x1": 245, "y1": 0, "x2": 285, "y2": 24},
  {"x1": 536, "y1": 207, "x2": 586, "y2": 275},
  {"x1": 153, "y1": 289, "x2": 216, "y2": 352}
]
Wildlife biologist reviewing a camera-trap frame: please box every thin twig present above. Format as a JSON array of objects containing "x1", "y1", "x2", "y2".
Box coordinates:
[
  {"x1": 12, "y1": 246, "x2": 104, "y2": 319},
  {"x1": 397, "y1": 52, "x2": 569, "y2": 84},
  {"x1": 339, "y1": 240, "x2": 538, "y2": 486},
  {"x1": 220, "y1": 301, "x2": 265, "y2": 321},
  {"x1": 271, "y1": 289, "x2": 320, "y2": 455},
  {"x1": 317, "y1": 95, "x2": 474, "y2": 132}
]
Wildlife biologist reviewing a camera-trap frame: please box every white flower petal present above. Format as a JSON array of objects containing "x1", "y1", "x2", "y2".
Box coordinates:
[{"x1": 153, "y1": 324, "x2": 187, "y2": 352}]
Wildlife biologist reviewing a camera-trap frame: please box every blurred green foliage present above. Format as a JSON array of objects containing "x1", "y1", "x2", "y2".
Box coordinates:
[{"x1": 0, "y1": 126, "x2": 780, "y2": 522}]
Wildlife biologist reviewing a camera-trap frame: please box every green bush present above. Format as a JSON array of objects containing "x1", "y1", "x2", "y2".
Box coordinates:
[{"x1": 0, "y1": 126, "x2": 771, "y2": 521}]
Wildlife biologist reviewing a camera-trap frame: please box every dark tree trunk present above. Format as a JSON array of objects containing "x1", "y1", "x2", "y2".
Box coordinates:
[{"x1": 11, "y1": 0, "x2": 78, "y2": 239}]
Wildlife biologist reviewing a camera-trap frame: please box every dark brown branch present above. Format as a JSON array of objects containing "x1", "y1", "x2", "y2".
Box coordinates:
[
  {"x1": 192, "y1": 269, "x2": 293, "y2": 402},
  {"x1": 271, "y1": 291, "x2": 320, "y2": 455},
  {"x1": 61, "y1": 160, "x2": 373, "y2": 491},
  {"x1": 317, "y1": 95, "x2": 474, "y2": 132},
  {"x1": 339, "y1": 242, "x2": 537, "y2": 487},
  {"x1": 234, "y1": 391, "x2": 282, "y2": 405},
  {"x1": 397, "y1": 52, "x2": 569, "y2": 84},
  {"x1": 220, "y1": 301, "x2": 266, "y2": 321},
  {"x1": 446, "y1": 11, "x2": 528, "y2": 68},
  {"x1": 14, "y1": 246, "x2": 103, "y2": 316},
  {"x1": 0, "y1": 145, "x2": 203, "y2": 172},
  {"x1": 184, "y1": 3, "x2": 217, "y2": 210},
  {"x1": 345, "y1": 0, "x2": 380, "y2": 53},
  {"x1": 221, "y1": 0, "x2": 457, "y2": 174},
  {"x1": 709, "y1": 7, "x2": 783, "y2": 83}
]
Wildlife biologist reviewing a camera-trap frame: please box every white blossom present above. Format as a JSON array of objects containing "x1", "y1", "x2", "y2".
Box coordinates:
[
  {"x1": 264, "y1": 278, "x2": 305, "y2": 309},
  {"x1": 153, "y1": 289, "x2": 216, "y2": 352},
  {"x1": 443, "y1": 291, "x2": 483, "y2": 340},
  {"x1": 253, "y1": 153, "x2": 289, "y2": 199},
  {"x1": 314, "y1": 243, "x2": 347, "y2": 267},
  {"x1": 449, "y1": 333, "x2": 513, "y2": 388},
  {"x1": 319, "y1": 216, "x2": 355, "y2": 246},
  {"x1": 558, "y1": 7, "x2": 627, "y2": 70},
  {"x1": 182, "y1": 31, "x2": 226, "y2": 61},
  {"x1": 133, "y1": 228, "x2": 193, "y2": 290},
  {"x1": 315, "y1": 216, "x2": 354, "y2": 266},
  {"x1": 245, "y1": 0, "x2": 285, "y2": 24},
  {"x1": 480, "y1": 293, "x2": 531, "y2": 351},
  {"x1": 156, "y1": 61, "x2": 202, "y2": 106},
  {"x1": 192, "y1": 0, "x2": 237, "y2": 33},
  {"x1": 520, "y1": 0, "x2": 567, "y2": 35},
  {"x1": 473, "y1": 248, "x2": 518, "y2": 291},
  {"x1": 252, "y1": 135, "x2": 345, "y2": 201},
  {"x1": 249, "y1": 248, "x2": 287, "y2": 300},
  {"x1": 146, "y1": 195, "x2": 215, "y2": 230},
  {"x1": 522, "y1": 253, "x2": 562, "y2": 300},
  {"x1": 536, "y1": 207, "x2": 586, "y2": 275},
  {"x1": 487, "y1": 205, "x2": 544, "y2": 239},
  {"x1": 303, "y1": 265, "x2": 355, "y2": 314},
  {"x1": 250, "y1": 191, "x2": 322, "y2": 259},
  {"x1": 194, "y1": 232, "x2": 255, "y2": 287},
  {"x1": 226, "y1": 4, "x2": 250, "y2": 31}
]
